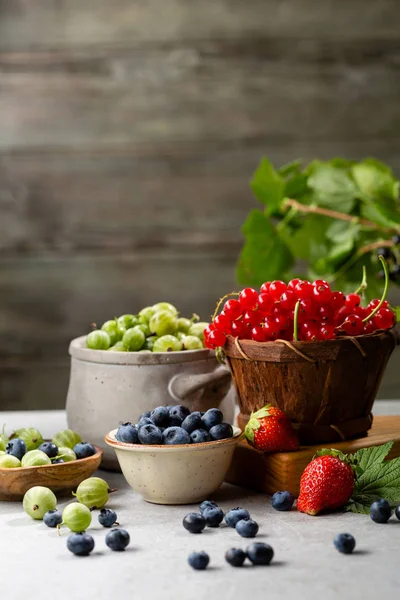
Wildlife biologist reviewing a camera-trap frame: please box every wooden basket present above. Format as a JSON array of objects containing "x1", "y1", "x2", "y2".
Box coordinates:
[{"x1": 224, "y1": 327, "x2": 399, "y2": 444}]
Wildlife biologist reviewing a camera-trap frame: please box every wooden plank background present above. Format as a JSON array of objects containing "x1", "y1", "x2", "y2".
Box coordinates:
[{"x1": 1, "y1": 0, "x2": 400, "y2": 410}]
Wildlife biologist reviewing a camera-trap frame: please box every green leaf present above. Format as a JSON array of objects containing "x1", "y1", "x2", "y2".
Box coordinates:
[
  {"x1": 284, "y1": 174, "x2": 309, "y2": 200},
  {"x1": 250, "y1": 158, "x2": 285, "y2": 216},
  {"x1": 280, "y1": 215, "x2": 331, "y2": 262},
  {"x1": 236, "y1": 209, "x2": 294, "y2": 286},
  {"x1": 278, "y1": 159, "x2": 302, "y2": 178},
  {"x1": 353, "y1": 441, "x2": 393, "y2": 473},
  {"x1": 352, "y1": 160, "x2": 400, "y2": 228},
  {"x1": 307, "y1": 163, "x2": 358, "y2": 213},
  {"x1": 344, "y1": 500, "x2": 371, "y2": 515}
]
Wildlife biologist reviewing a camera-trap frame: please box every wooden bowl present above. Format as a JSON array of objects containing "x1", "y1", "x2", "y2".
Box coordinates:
[{"x1": 0, "y1": 445, "x2": 103, "y2": 501}]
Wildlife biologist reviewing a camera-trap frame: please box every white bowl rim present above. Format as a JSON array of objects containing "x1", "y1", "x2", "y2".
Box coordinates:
[{"x1": 105, "y1": 427, "x2": 243, "y2": 452}]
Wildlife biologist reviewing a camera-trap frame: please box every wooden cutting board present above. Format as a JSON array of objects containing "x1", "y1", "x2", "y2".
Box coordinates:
[{"x1": 225, "y1": 415, "x2": 400, "y2": 496}]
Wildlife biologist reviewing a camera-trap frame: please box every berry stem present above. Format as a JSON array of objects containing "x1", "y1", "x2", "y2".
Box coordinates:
[
  {"x1": 354, "y1": 265, "x2": 368, "y2": 297},
  {"x1": 211, "y1": 291, "x2": 240, "y2": 321},
  {"x1": 363, "y1": 256, "x2": 389, "y2": 323},
  {"x1": 293, "y1": 300, "x2": 300, "y2": 342}
]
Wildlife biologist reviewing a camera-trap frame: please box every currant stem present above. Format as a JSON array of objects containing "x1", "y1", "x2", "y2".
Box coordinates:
[
  {"x1": 211, "y1": 291, "x2": 240, "y2": 321},
  {"x1": 293, "y1": 300, "x2": 300, "y2": 342},
  {"x1": 363, "y1": 256, "x2": 389, "y2": 323},
  {"x1": 354, "y1": 266, "x2": 368, "y2": 297}
]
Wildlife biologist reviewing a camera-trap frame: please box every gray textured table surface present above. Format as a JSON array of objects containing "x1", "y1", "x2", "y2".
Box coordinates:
[{"x1": 0, "y1": 403, "x2": 399, "y2": 600}]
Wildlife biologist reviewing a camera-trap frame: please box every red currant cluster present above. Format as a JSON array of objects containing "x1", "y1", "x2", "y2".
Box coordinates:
[{"x1": 204, "y1": 279, "x2": 396, "y2": 349}]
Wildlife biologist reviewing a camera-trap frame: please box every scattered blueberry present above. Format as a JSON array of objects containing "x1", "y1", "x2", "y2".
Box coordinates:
[
  {"x1": 370, "y1": 499, "x2": 392, "y2": 523},
  {"x1": 51, "y1": 458, "x2": 65, "y2": 464},
  {"x1": 137, "y1": 416, "x2": 154, "y2": 429},
  {"x1": 38, "y1": 441, "x2": 59, "y2": 458},
  {"x1": 395, "y1": 505, "x2": 400, "y2": 520},
  {"x1": 181, "y1": 412, "x2": 203, "y2": 434},
  {"x1": 169, "y1": 405, "x2": 190, "y2": 426},
  {"x1": 150, "y1": 406, "x2": 170, "y2": 427},
  {"x1": 115, "y1": 423, "x2": 139, "y2": 444},
  {"x1": 163, "y1": 427, "x2": 191, "y2": 445},
  {"x1": 209, "y1": 423, "x2": 233, "y2": 441},
  {"x1": 188, "y1": 551, "x2": 209, "y2": 570},
  {"x1": 105, "y1": 528, "x2": 130, "y2": 551},
  {"x1": 271, "y1": 491, "x2": 295, "y2": 511},
  {"x1": 67, "y1": 532, "x2": 95, "y2": 556},
  {"x1": 98, "y1": 508, "x2": 118, "y2": 528},
  {"x1": 236, "y1": 518, "x2": 259, "y2": 538},
  {"x1": 199, "y1": 500, "x2": 219, "y2": 515},
  {"x1": 190, "y1": 429, "x2": 210, "y2": 444},
  {"x1": 201, "y1": 408, "x2": 223, "y2": 430},
  {"x1": 73, "y1": 442, "x2": 96, "y2": 459},
  {"x1": 225, "y1": 548, "x2": 246, "y2": 567},
  {"x1": 43, "y1": 509, "x2": 62, "y2": 528},
  {"x1": 246, "y1": 542, "x2": 274, "y2": 565},
  {"x1": 138, "y1": 424, "x2": 163, "y2": 445},
  {"x1": 6, "y1": 438, "x2": 27, "y2": 460},
  {"x1": 183, "y1": 513, "x2": 206, "y2": 534},
  {"x1": 333, "y1": 533, "x2": 356, "y2": 554},
  {"x1": 225, "y1": 508, "x2": 250, "y2": 528},
  {"x1": 203, "y1": 507, "x2": 224, "y2": 527}
]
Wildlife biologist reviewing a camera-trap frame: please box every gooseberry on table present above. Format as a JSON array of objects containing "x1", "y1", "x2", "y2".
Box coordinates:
[
  {"x1": 61, "y1": 502, "x2": 92, "y2": 532},
  {"x1": 23, "y1": 486, "x2": 57, "y2": 520},
  {"x1": 73, "y1": 477, "x2": 116, "y2": 509}
]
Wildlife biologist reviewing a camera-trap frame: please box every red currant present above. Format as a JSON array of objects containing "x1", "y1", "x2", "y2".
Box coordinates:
[
  {"x1": 353, "y1": 305, "x2": 368, "y2": 320},
  {"x1": 345, "y1": 293, "x2": 361, "y2": 310},
  {"x1": 297, "y1": 298, "x2": 317, "y2": 323},
  {"x1": 294, "y1": 280, "x2": 313, "y2": 299},
  {"x1": 258, "y1": 293, "x2": 274, "y2": 314},
  {"x1": 318, "y1": 304, "x2": 334, "y2": 323},
  {"x1": 364, "y1": 318, "x2": 377, "y2": 334},
  {"x1": 334, "y1": 306, "x2": 352, "y2": 326},
  {"x1": 374, "y1": 308, "x2": 396, "y2": 330},
  {"x1": 263, "y1": 317, "x2": 280, "y2": 340},
  {"x1": 313, "y1": 283, "x2": 332, "y2": 304},
  {"x1": 206, "y1": 329, "x2": 226, "y2": 348},
  {"x1": 299, "y1": 321, "x2": 318, "y2": 341},
  {"x1": 239, "y1": 287, "x2": 259, "y2": 309},
  {"x1": 319, "y1": 324, "x2": 336, "y2": 340},
  {"x1": 242, "y1": 310, "x2": 261, "y2": 328},
  {"x1": 269, "y1": 280, "x2": 287, "y2": 299},
  {"x1": 314, "y1": 279, "x2": 330, "y2": 289},
  {"x1": 288, "y1": 278, "x2": 302, "y2": 291},
  {"x1": 368, "y1": 299, "x2": 389, "y2": 310},
  {"x1": 331, "y1": 291, "x2": 346, "y2": 310},
  {"x1": 224, "y1": 299, "x2": 242, "y2": 320},
  {"x1": 271, "y1": 304, "x2": 286, "y2": 318},
  {"x1": 213, "y1": 312, "x2": 231, "y2": 333},
  {"x1": 204, "y1": 324, "x2": 216, "y2": 340},
  {"x1": 279, "y1": 290, "x2": 296, "y2": 311},
  {"x1": 339, "y1": 314, "x2": 364, "y2": 336},
  {"x1": 260, "y1": 282, "x2": 271, "y2": 294},
  {"x1": 231, "y1": 320, "x2": 249, "y2": 339},
  {"x1": 275, "y1": 314, "x2": 290, "y2": 331},
  {"x1": 251, "y1": 325, "x2": 268, "y2": 342}
]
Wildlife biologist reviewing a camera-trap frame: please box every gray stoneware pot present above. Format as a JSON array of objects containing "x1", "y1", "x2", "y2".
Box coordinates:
[{"x1": 66, "y1": 336, "x2": 235, "y2": 470}]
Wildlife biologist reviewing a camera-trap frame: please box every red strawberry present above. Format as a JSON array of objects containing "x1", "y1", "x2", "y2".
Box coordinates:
[
  {"x1": 297, "y1": 450, "x2": 355, "y2": 516},
  {"x1": 244, "y1": 404, "x2": 299, "y2": 452}
]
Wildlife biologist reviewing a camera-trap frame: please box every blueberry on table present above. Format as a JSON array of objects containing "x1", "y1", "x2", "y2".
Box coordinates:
[
  {"x1": 162, "y1": 427, "x2": 190, "y2": 445},
  {"x1": 38, "y1": 442, "x2": 59, "y2": 458},
  {"x1": 43, "y1": 509, "x2": 62, "y2": 528},
  {"x1": 150, "y1": 406, "x2": 170, "y2": 427},
  {"x1": 106, "y1": 528, "x2": 130, "y2": 551},
  {"x1": 333, "y1": 533, "x2": 356, "y2": 554},
  {"x1": 271, "y1": 491, "x2": 295, "y2": 511},
  {"x1": 169, "y1": 405, "x2": 191, "y2": 426},
  {"x1": 181, "y1": 412, "x2": 204, "y2": 434},
  {"x1": 199, "y1": 500, "x2": 219, "y2": 515},
  {"x1": 225, "y1": 508, "x2": 250, "y2": 528},
  {"x1": 5, "y1": 438, "x2": 26, "y2": 461},
  {"x1": 395, "y1": 505, "x2": 400, "y2": 520},
  {"x1": 201, "y1": 408, "x2": 223, "y2": 430},
  {"x1": 98, "y1": 508, "x2": 118, "y2": 528},
  {"x1": 67, "y1": 532, "x2": 95, "y2": 556},
  {"x1": 73, "y1": 442, "x2": 96, "y2": 459},
  {"x1": 370, "y1": 499, "x2": 392, "y2": 523},
  {"x1": 138, "y1": 424, "x2": 163, "y2": 445},
  {"x1": 236, "y1": 518, "x2": 259, "y2": 538},
  {"x1": 137, "y1": 416, "x2": 154, "y2": 429},
  {"x1": 188, "y1": 551, "x2": 209, "y2": 570},
  {"x1": 115, "y1": 423, "x2": 139, "y2": 444},
  {"x1": 209, "y1": 423, "x2": 233, "y2": 441},
  {"x1": 190, "y1": 429, "x2": 210, "y2": 444},
  {"x1": 246, "y1": 542, "x2": 274, "y2": 565},
  {"x1": 203, "y1": 507, "x2": 224, "y2": 527},
  {"x1": 183, "y1": 513, "x2": 206, "y2": 534},
  {"x1": 225, "y1": 548, "x2": 246, "y2": 567}
]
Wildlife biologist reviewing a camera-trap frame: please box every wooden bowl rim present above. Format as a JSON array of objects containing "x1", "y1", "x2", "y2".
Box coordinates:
[{"x1": 0, "y1": 444, "x2": 103, "y2": 473}]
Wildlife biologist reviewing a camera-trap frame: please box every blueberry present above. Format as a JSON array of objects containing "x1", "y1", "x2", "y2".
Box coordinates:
[
  {"x1": 169, "y1": 405, "x2": 190, "y2": 426},
  {"x1": 188, "y1": 551, "x2": 209, "y2": 570},
  {"x1": 203, "y1": 507, "x2": 224, "y2": 527},
  {"x1": 38, "y1": 441, "x2": 59, "y2": 458},
  {"x1": 225, "y1": 548, "x2": 246, "y2": 567},
  {"x1": 6, "y1": 438, "x2": 27, "y2": 460},
  {"x1": 51, "y1": 458, "x2": 65, "y2": 464},
  {"x1": 190, "y1": 429, "x2": 210, "y2": 444},
  {"x1": 395, "y1": 505, "x2": 400, "y2": 520},
  {"x1": 246, "y1": 542, "x2": 274, "y2": 565},
  {"x1": 181, "y1": 412, "x2": 203, "y2": 434},
  {"x1": 98, "y1": 508, "x2": 118, "y2": 528},
  {"x1": 199, "y1": 500, "x2": 219, "y2": 515},
  {"x1": 209, "y1": 423, "x2": 233, "y2": 441},
  {"x1": 43, "y1": 509, "x2": 62, "y2": 528},
  {"x1": 333, "y1": 533, "x2": 356, "y2": 554},
  {"x1": 105, "y1": 528, "x2": 130, "y2": 551},
  {"x1": 73, "y1": 442, "x2": 96, "y2": 459},
  {"x1": 115, "y1": 422, "x2": 139, "y2": 444},
  {"x1": 201, "y1": 408, "x2": 223, "y2": 430},
  {"x1": 370, "y1": 499, "x2": 392, "y2": 523},
  {"x1": 162, "y1": 426, "x2": 190, "y2": 445},
  {"x1": 166, "y1": 405, "x2": 175, "y2": 413},
  {"x1": 150, "y1": 406, "x2": 170, "y2": 427},
  {"x1": 271, "y1": 490, "x2": 295, "y2": 511},
  {"x1": 139, "y1": 410, "x2": 151, "y2": 420},
  {"x1": 183, "y1": 513, "x2": 206, "y2": 534},
  {"x1": 67, "y1": 532, "x2": 95, "y2": 556},
  {"x1": 225, "y1": 508, "x2": 250, "y2": 528},
  {"x1": 236, "y1": 518, "x2": 259, "y2": 538},
  {"x1": 137, "y1": 416, "x2": 154, "y2": 429},
  {"x1": 138, "y1": 424, "x2": 163, "y2": 445}
]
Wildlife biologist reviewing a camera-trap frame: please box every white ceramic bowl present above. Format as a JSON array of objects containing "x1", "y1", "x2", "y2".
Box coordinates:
[{"x1": 105, "y1": 427, "x2": 242, "y2": 505}]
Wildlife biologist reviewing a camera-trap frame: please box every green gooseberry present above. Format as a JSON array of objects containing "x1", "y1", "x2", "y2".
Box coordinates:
[
  {"x1": 117, "y1": 314, "x2": 139, "y2": 330},
  {"x1": 152, "y1": 302, "x2": 179, "y2": 316},
  {"x1": 21, "y1": 450, "x2": 51, "y2": 467},
  {"x1": 52, "y1": 429, "x2": 82, "y2": 450},
  {"x1": 0, "y1": 454, "x2": 20, "y2": 468},
  {"x1": 143, "y1": 336, "x2": 158, "y2": 351},
  {"x1": 176, "y1": 332, "x2": 185, "y2": 341},
  {"x1": 188, "y1": 322, "x2": 210, "y2": 343},
  {"x1": 86, "y1": 330, "x2": 111, "y2": 350},
  {"x1": 11, "y1": 427, "x2": 43, "y2": 451},
  {"x1": 62, "y1": 502, "x2": 92, "y2": 532},
  {"x1": 153, "y1": 335, "x2": 183, "y2": 353},
  {"x1": 23, "y1": 486, "x2": 57, "y2": 519},
  {"x1": 73, "y1": 477, "x2": 115, "y2": 509},
  {"x1": 135, "y1": 323, "x2": 151, "y2": 337},
  {"x1": 181, "y1": 335, "x2": 204, "y2": 350},
  {"x1": 57, "y1": 447, "x2": 77, "y2": 462},
  {"x1": 149, "y1": 311, "x2": 178, "y2": 337},
  {"x1": 108, "y1": 341, "x2": 127, "y2": 352},
  {"x1": 101, "y1": 320, "x2": 125, "y2": 345},
  {"x1": 0, "y1": 427, "x2": 9, "y2": 451},
  {"x1": 138, "y1": 306, "x2": 156, "y2": 324},
  {"x1": 122, "y1": 327, "x2": 145, "y2": 351},
  {"x1": 176, "y1": 317, "x2": 192, "y2": 334}
]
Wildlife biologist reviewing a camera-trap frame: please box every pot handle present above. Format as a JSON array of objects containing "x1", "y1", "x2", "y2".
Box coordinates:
[{"x1": 168, "y1": 365, "x2": 231, "y2": 402}]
